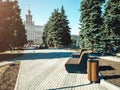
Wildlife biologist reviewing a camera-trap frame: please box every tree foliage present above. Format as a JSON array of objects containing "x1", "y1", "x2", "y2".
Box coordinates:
[
  {"x1": 104, "y1": 0, "x2": 120, "y2": 36},
  {"x1": 43, "y1": 6, "x2": 71, "y2": 48},
  {"x1": 0, "y1": 0, "x2": 27, "y2": 51},
  {"x1": 80, "y1": 0, "x2": 120, "y2": 52},
  {"x1": 80, "y1": 0, "x2": 105, "y2": 51}
]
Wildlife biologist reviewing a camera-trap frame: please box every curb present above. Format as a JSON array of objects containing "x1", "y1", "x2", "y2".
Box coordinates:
[
  {"x1": 99, "y1": 73, "x2": 120, "y2": 90},
  {"x1": 14, "y1": 61, "x2": 22, "y2": 90},
  {"x1": 0, "y1": 62, "x2": 14, "y2": 66}
]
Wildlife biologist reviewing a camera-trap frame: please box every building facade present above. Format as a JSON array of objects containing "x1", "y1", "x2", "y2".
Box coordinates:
[{"x1": 24, "y1": 9, "x2": 44, "y2": 44}]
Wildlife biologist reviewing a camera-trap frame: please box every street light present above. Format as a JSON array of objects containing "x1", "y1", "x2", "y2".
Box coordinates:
[
  {"x1": 13, "y1": 30, "x2": 17, "y2": 49},
  {"x1": 11, "y1": 30, "x2": 17, "y2": 53}
]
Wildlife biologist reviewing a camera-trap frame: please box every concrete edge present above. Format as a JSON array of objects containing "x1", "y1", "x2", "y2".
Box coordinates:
[
  {"x1": 0, "y1": 62, "x2": 14, "y2": 67},
  {"x1": 14, "y1": 61, "x2": 22, "y2": 90},
  {"x1": 99, "y1": 73, "x2": 120, "y2": 90}
]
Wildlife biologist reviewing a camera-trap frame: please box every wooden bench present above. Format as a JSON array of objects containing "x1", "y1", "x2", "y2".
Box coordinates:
[{"x1": 65, "y1": 51, "x2": 91, "y2": 73}]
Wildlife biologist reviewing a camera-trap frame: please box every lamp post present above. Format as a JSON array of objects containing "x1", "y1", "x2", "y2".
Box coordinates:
[
  {"x1": 13, "y1": 30, "x2": 17, "y2": 50},
  {"x1": 11, "y1": 30, "x2": 17, "y2": 53}
]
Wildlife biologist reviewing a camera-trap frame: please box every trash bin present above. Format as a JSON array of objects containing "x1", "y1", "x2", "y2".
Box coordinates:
[
  {"x1": 87, "y1": 60, "x2": 91, "y2": 81},
  {"x1": 87, "y1": 59, "x2": 99, "y2": 83}
]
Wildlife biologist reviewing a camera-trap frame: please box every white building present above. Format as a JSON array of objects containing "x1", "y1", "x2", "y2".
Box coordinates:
[{"x1": 24, "y1": 9, "x2": 44, "y2": 44}]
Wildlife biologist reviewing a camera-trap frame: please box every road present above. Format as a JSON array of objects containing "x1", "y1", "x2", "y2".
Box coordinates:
[{"x1": 14, "y1": 49, "x2": 107, "y2": 90}]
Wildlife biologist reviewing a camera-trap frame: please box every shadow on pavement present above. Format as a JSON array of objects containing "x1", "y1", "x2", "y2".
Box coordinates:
[
  {"x1": 48, "y1": 83, "x2": 91, "y2": 90},
  {"x1": 0, "y1": 54, "x2": 23, "y2": 62},
  {"x1": 99, "y1": 66, "x2": 114, "y2": 71},
  {"x1": 0, "y1": 52, "x2": 73, "y2": 61},
  {"x1": 103, "y1": 75, "x2": 120, "y2": 80}
]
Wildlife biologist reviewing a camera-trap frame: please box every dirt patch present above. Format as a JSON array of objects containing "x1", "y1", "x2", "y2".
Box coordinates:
[
  {"x1": 0, "y1": 62, "x2": 20, "y2": 90},
  {"x1": 99, "y1": 59, "x2": 120, "y2": 87}
]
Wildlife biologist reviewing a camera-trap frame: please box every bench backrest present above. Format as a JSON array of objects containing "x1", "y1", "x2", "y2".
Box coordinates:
[
  {"x1": 79, "y1": 49, "x2": 86, "y2": 57},
  {"x1": 78, "y1": 50, "x2": 92, "y2": 64}
]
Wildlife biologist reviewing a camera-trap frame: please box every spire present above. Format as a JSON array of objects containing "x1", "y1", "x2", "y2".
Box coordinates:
[
  {"x1": 27, "y1": 4, "x2": 31, "y2": 15},
  {"x1": 28, "y1": 9, "x2": 31, "y2": 15}
]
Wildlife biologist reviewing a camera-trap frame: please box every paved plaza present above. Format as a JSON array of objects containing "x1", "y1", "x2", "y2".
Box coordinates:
[
  {"x1": 12, "y1": 49, "x2": 108, "y2": 90},
  {"x1": 1, "y1": 49, "x2": 118, "y2": 90}
]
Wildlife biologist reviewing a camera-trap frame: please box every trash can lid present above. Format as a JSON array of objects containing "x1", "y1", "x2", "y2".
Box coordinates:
[{"x1": 88, "y1": 59, "x2": 99, "y2": 62}]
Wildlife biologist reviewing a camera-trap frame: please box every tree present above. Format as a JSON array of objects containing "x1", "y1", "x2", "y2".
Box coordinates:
[
  {"x1": 42, "y1": 22, "x2": 49, "y2": 46},
  {"x1": 0, "y1": 1, "x2": 13, "y2": 50},
  {"x1": 43, "y1": 6, "x2": 71, "y2": 48},
  {"x1": 12, "y1": 0, "x2": 27, "y2": 47},
  {"x1": 103, "y1": 0, "x2": 120, "y2": 47},
  {"x1": 0, "y1": 0, "x2": 27, "y2": 51},
  {"x1": 80, "y1": 0, "x2": 105, "y2": 51},
  {"x1": 49, "y1": 9, "x2": 60, "y2": 47},
  {"x1": 60, "y1": 6, "x2": 71, "y2": 47}
]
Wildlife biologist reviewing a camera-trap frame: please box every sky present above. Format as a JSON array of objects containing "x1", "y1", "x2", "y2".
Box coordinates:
[{"x1": 18, "y1": 0, "x2": 82, "y2": 35}]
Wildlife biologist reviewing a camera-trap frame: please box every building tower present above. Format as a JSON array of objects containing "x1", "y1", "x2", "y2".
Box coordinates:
[
  {"x1": 24, "y1": 9, "x2": 44, "y2": 45},
  {"x1": 24, "y1": 9, "x2": 34, "y2": 45},
  {"x1": 26, "y1": 9, "x2": 33, "y2": 24}
]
